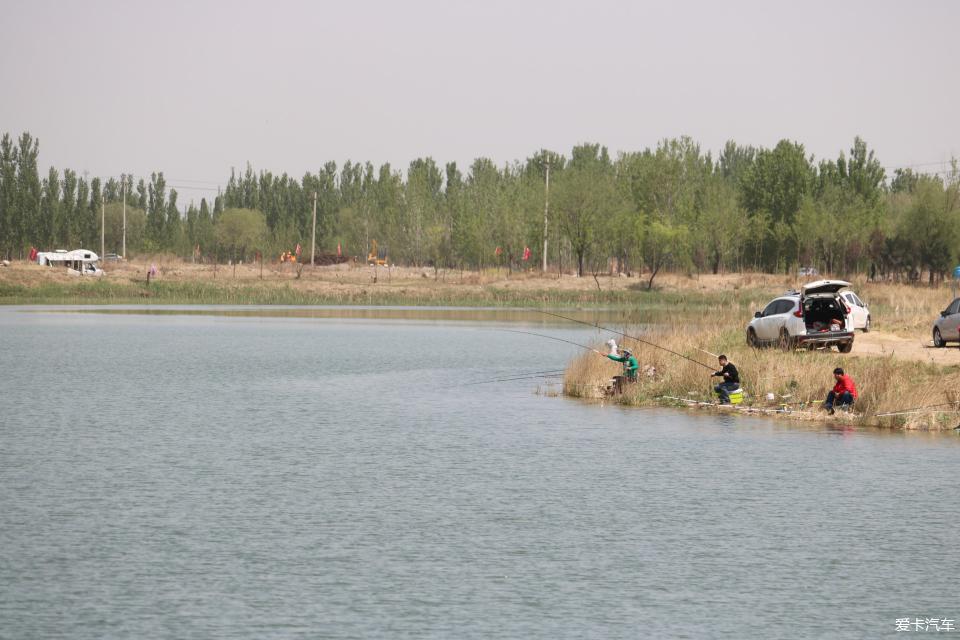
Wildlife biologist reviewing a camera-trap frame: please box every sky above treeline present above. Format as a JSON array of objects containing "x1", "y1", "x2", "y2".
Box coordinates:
[{"x1": 2, "y1": 0, "x2": 957, "y2": 200}]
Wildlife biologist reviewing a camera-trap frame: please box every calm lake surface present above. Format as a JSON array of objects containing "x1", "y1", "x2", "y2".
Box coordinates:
[{"x1": 1, "y1": 306, "x2": 958, "y2": 639}]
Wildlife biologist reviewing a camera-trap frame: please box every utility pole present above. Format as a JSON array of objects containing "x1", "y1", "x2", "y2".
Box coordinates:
[
  {"x1": 311, "y1": 191, "x2": 317, "y2": 267},
  {"x1": 542, "y1": 153, "x2": 550, "y2": 273},
  {"x1": 122, "y1": 176, "x2": 127, "y2": 259},
  {"x1": 100, "y1": 193, "x2": 105, "y2": 260}
]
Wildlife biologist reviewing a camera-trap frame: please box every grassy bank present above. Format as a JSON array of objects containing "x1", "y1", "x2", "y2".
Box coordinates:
[
  {"x1": 0, "y1": 261, "x2": 778, "y2": 309},
  {"x1": 0, "y1": 277, "x2": 760, "y2": 308},
  {"x1": 563, "y1": 311, "x2": 960, "y2": 430},
  {"x1": 2, "y1": 262, "x2": 955, "y2": 328}
]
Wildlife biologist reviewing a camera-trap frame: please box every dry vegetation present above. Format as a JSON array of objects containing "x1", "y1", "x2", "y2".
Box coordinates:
[{"x1": 563, "y1": 300, "x2": 960, "y2": 431}]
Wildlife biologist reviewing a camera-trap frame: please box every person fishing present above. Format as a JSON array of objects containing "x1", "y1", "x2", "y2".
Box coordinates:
[
  {"x1": 823, "y1": 367, "x2": 857, "y2": 414},
  {"x1": 711, "y1": 355, "x2": 740, "y2": 404},
  {"x1": 604, "y1": 346, "x2": 638, "y2": 393}
]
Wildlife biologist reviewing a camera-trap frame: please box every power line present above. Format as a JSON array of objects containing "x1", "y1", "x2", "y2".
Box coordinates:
[
  {"x1": 166, "y1": 184, "x2": 222, "y2": 192},
  {"x1": 883, "y1": 160, "x2": 957, "y2": 171}
]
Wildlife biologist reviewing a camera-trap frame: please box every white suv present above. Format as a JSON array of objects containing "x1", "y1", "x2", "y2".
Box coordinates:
[
  {"x1": 840, "y1": 289, "x2": 871, "y2": 332},
  {"x1": 746, "y1": 280, "x2": 855, "y2": 353}
]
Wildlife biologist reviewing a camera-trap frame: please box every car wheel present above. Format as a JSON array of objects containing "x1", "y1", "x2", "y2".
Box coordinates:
[
  {"x1": 933, "y1": 327, "x2": 945, "y2": 348},
  {"x1": 837, "y1": 341, "x2": 853, "y2": 353},
  {"x1": 778, "y1": 328, "x2": 793, "y2": 351},
  {"x1": 747, "y1": 328, "x2": 759, "y2": 348},
  {"x1": 863, "y1": 316, "x2": 870, "y2": 333}
]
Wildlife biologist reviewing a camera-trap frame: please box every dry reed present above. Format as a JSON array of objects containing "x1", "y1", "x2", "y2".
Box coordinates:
[{"x1": 564, "y1": 302, "x2": 960, "y2": 430}]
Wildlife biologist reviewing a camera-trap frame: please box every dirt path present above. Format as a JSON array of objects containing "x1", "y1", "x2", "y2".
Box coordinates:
[{"x1": 853, "y1": 329, "x2": 960, "y2": 365}]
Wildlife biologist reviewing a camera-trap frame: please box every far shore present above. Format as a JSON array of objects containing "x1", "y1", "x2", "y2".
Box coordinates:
[{"x1": 4, "y1": 257, "x2": 960, "y2": 431}]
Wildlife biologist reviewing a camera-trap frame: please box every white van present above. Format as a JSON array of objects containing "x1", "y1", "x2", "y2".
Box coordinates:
[{"x1": 36, "y1": 249, "x2": 104, "y2": 276}]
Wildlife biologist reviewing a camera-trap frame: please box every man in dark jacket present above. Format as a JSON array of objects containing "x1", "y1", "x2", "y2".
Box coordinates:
[{"x1": 711, "y1": 355, "x2": 740, "y2": 404}]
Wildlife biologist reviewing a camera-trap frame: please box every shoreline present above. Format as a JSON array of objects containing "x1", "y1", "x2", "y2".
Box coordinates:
[{"x1": 564, "y1": 383, "x2": 960, "y2": 432}]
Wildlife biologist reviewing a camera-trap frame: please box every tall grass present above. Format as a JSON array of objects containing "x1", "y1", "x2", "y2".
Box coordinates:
[{"x1": 564, "y1": 305, "x2": 960, "y2": 430}]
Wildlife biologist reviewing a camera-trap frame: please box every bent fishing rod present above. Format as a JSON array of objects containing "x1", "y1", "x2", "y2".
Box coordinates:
[{"x1": 536, "y1": 310, "x2": 716, "y2": 370}]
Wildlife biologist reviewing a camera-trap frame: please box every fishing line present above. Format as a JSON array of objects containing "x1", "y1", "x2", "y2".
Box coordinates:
[
  {"x1": 537, "y1": 310, "x2": 716, "y2": 370},
  {"x1": 446, "y1": 329, "x2": 610, "y2": 390},
  {"x1": 448, "y1": 370, "x2": 566, "y2": 388},
  {"x1": 499, "y1": 328, "x2": 604, "y2": 353}
]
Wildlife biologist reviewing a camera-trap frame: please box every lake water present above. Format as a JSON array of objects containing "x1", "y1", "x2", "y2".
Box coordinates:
[{"x1": 1, "y1": 306, "x2": 958, "y2": 639}]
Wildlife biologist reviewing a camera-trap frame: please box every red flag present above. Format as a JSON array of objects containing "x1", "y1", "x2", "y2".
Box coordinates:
[
  {"x1": 337, "y1": 242, "x2": 342, "y2": 257},
  {"x1": 522, "y1": 246, "x2": 531, "y2": 261},
  {"x1": 29, "y1": 247, "x2": 38, "y2": 261},
  {"x1": 295, "y1": 243, "x2": 302, "y2": 256}
]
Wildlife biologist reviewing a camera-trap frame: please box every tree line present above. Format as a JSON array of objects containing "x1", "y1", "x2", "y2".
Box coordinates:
[{"x1": 1, "y1": 131, "x2": 958, "y2": 284}]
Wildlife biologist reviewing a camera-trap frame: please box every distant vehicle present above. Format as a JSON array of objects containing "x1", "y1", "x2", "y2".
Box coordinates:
[
  {"x1": 746, "y1": 280, "x2": 855, "y2": 353},
  {"x1": 932, "y1": 297, "x2": 960, "y2": 347},
  {"x1": 103, "y1": 253, "x2": 121, "y2": 262},
  {"x1": 798, "y1": 266, "x2": 819, "y2": 277},
  {"x1": 367, "y1": 239, "x2": 388, "y2": 266},
  {"x1": 840, "y1": 289, "x2": 871, "y2": 332},
  {"x1": 36, "y1": 249, "x2": 103, "y2": 276}
]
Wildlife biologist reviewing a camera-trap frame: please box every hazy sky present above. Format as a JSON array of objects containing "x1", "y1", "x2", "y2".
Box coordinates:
[{"x1": 2, "y1": 0, "x2": 957, "y2": 200}]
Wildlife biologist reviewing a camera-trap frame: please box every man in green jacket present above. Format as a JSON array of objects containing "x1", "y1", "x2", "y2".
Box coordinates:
[{"x1": 606, "y1": 347, "x2": 638, "y2": 393}]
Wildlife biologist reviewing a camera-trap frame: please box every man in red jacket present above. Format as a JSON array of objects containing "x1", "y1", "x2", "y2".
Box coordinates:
[{"x1": 824, "y1": 367, "x2": 858, "y2": 414}]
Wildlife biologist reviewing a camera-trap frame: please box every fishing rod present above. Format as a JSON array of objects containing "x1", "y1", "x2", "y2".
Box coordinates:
[
  {"x1": 537, "y1": 310, "x2": 716, "y2": 370},
  {"x1": 874, "y1": 400, "x2": 960, "y2": 418}
]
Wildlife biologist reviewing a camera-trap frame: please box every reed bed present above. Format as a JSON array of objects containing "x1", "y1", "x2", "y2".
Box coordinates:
[{"x1": 564, "y1": 304, "x2": 960, "y2": 430}]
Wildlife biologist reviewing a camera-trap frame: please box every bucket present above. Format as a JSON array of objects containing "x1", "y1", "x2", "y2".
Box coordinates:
[{"x1": 728, "y1": 388, "x2": 744, "y2": 405}]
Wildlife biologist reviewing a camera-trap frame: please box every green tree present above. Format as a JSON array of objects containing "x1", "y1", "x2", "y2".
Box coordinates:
[
  {"x1": 641, "y1": 219, "x2": 689, "y2": 290},
  {"x1": 103, "y1": 202, "x2": 146, "y2": 254},
  {"x1": 697, "y1": 176, "x2": 747, "y2": 273},
  {"x1": 195, "y1": 198, "x2": 214, "y2": 257},
  {"x1": 61, "y1": 169, "x2": 77, "y2": 246},
  {"x1": 406, "y1": 158, "x2": 444, "y2": 266},
  {"x1": 15, "y1": 133, "x2": 42, "y2": 252},
  {"x1": 146, "y1": 172, "x2": 166, "y2": 246},
  {"x1": 740, "y1": 140, "x2": 814, "y2": 227},
  {"x1": 897, "y1": 175, "x2": 960, "y2": 282},
  {"x1": 75, "y1": 178, "x2": 90, "y2": 248},
  {"x1": 88, "y1": 177, "x2": 102, "y2": 250},
  {"x1": 214, "y1": 207, "x2": 267, "y2": 262},
  {"x1": 890, "y1": 168, "x2": 919, "y2": 194},
  {"x1": 40, "y1": 167, "x2": 60, "y2": 248},
  {"x1": 0, "y1": 134, "x2": 14, "y2": 257},
  {"x1": 555, "y1": 144, "x2": 624, "y2": 276}
]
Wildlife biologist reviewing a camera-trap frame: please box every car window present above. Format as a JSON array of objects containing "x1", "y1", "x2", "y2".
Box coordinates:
[
  {"x1": 853, "y1": 294, "x2": 864, "y2": 307},
  {"x1": 762, "y1": 301, "x2": 779, "y2": 317},
  {"x1": 948, "y1": 299, "x2": 960, "y2": 315},
  {"x1": 777, "y1": 300, "x2": 795, "y2": 314}
]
